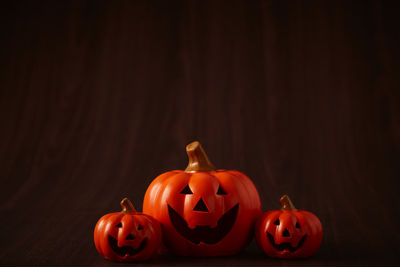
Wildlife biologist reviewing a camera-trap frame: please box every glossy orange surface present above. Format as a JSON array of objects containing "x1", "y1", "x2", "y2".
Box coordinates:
[
  {"x1": 255, "y1": 196, "x2": 323, "y2": 259},
  {"x1": 143, "y1": 169, "x2": 262, "y2": 256},
  {"x1": 94, "y1": 199, "x2": 162, "y2": 262}
]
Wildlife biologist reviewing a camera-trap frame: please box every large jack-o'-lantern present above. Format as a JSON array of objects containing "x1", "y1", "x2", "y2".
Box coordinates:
[
  {"x1": 94, "y1": 198, "x2": 162, "y2": 262},
  {"x1": 143, "y1": 141, "x2": 262, "y2": 256},
  {"x1": 255, "y1": 195, "x2": 323, "y2": 258}
]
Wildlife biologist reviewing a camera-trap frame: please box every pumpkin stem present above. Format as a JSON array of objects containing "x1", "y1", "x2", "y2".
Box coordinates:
[
  {"x1": 120, "y1": 198, "x2": 136, "y2": 213},
  {"x1": 185, "y1": 141, "x2": 216, "y2": 172},
  {"x1": 280, "y1": 195, "x2": 296, "y2": 210}
]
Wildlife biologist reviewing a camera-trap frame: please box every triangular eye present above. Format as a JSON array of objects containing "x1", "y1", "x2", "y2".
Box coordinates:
[
  {"x1": 216, "y1": 185, "x2": 227, "y2": 195},
  {"x1": 274, "y1": 219, "x2": 280, "y2": 225},
  {"x1": 116, "y1": 223, "x2": 122, "y2": 228},
  {"x1": 180, "y1": 185, "x2": 193, "y2": 194}
]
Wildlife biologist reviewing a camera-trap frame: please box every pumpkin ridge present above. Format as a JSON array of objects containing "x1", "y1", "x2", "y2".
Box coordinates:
[
  {"x1": 226, "y1": 170, "x2": 262, "y2": 210},
  {"x1": 94, "y1": 213, "x2": 114, "y2": 256},
  {"x1": 143, "y1": 171, "x2": 181, "y2": 213},
  {"x1": 153, "y1": 172, "x2": 190, "y2": 221}
]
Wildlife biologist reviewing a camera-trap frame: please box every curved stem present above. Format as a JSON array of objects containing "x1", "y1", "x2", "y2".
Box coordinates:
[
  {"x1": 185, "y1": 141, "x2": 216, "y2": 172},
  {"x1": 280, "y1": 195, "x2": 296, "y2": 210},
  {"x1": 120, "y1": 198, "x2": 136, "y2": 213}
]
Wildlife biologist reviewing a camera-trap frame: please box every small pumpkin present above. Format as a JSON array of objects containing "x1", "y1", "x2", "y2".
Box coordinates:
[
  {"x1": 94, "y1": 198, "x2": 162, "y2": 262},
  {"x1": 143, "y1": 141, "x2": 262, "y2": 256},
  {"x1": 255, "y1": 195, "x2": 323, "y2": 258}
]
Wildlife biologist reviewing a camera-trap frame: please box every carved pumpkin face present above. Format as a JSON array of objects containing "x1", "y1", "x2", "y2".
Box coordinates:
[
  {"x1": 94, "y1": 198, "x2": 162, "y2": 262},
  {"x1": 255, "y1": 195, "x2": 323, "y2": 258},
  {"x1": 143, "y1": 141, "x2": 262, "y2": 256}
]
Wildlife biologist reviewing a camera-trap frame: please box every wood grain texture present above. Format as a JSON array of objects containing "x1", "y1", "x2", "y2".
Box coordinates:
[{"x1": 1, "y1": 0, "x2": 399, "y2": 265}]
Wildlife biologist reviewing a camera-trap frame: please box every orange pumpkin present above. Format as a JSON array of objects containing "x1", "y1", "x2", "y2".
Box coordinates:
[
  {"x1": 143, "y1": 141, "x2": 262, "y2": 256},
  {"x1": 255, "y1": 195, "x2": 323, "y2": 258},
  {"x1": 94, "y1": 198, "x2": 162, "y2": 262}
]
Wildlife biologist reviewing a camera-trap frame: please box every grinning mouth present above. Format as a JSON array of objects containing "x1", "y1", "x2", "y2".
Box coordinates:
[
  {"x1": 108, "y1": 236, "x2": 147, "y2": 257},
  {"x1": 267, "y1": 232, "x2": 307, "y2": 252},
  {"x1": 168, "y1": 204, "x2": 239, "y2": 244}
]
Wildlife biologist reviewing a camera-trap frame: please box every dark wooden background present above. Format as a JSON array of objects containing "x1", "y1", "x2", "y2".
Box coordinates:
[{"x1": 1, "y1": 0, "x2": 399, "y2": 266}]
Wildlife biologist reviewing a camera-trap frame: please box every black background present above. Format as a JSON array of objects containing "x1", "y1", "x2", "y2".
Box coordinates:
[{"x1": 1, "y1": 0, "x2": 399, "y2": 266}]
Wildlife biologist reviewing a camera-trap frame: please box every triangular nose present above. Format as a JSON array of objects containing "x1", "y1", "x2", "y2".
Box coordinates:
[
  {"x1": 193, "y1": 198, "x2": 208, "y2": 212},
  {"x1": 283, "y1": 228, "x2": 290, "y2": 237}
]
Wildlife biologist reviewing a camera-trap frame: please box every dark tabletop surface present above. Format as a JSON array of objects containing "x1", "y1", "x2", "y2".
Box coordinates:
[{"x1": 1, "y1": 0, "x2": 399, "y2": 266}]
